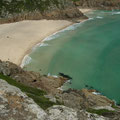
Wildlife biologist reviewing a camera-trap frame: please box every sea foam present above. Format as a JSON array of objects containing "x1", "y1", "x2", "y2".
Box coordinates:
[
  {"x1": 21, "y1": 55, "x2": 32, "y2": 68},
  {"x1": 21, "y1": 18, "x2": 91, "y2": 68},
  {"x1": 112, "y1": 11, "x2": 120, "y2": 15},
  {"x1": 96, "y1": 16, "x2": 103, "y2": 19}
]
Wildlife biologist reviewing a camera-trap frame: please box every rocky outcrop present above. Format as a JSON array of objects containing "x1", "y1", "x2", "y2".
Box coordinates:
[
  {"x1": 43, "y1": 7, "x2": 87, "y2": 20},
  {"x1": 0, "y1": 79, "x2": 48, "y2": 120},
  {"x1": 47, "y1": 105, "x2": 78, "y2": 120},
  {"x1": 0, "y1": 79, "x2": 109, "y2": 120},
  {"x1": 56, "y1": 89, "x2": 120, "y2": 119},
  {"x1": 1, "y1": 60, "x2": 120, "y2": 119},
  {"x1": 47, "y1": 105, "x2": 109, "y2": 120},
  {"x1": 0, "y1": 60, "x2": 68, "y2": 94},
  {"x1": 0, "y1": 0, "x2": 87, "y2": 24},
  {"x1": 56, "y1": 89, "x2": 115, "y2": 110},
  {"x1": 73, "y1": 0, "x2": 120, "y2": 10}
]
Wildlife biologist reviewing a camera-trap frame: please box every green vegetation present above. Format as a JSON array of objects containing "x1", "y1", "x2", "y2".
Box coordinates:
[
  {"x1": 112, "y1": 104, "x2": 120, "y2": 109},
  {"x1": 87, "y1": 108, "x2": 115, "y2": 115},
  {"x1": 0, "y1": 73, "x2": 58, "y2": 110},
  {"x1": 0, "y1": 0, "x2": 63, "y2": 18},
  {"x1": 72, "y1": 0, "x2": 80, "y2": 2}
]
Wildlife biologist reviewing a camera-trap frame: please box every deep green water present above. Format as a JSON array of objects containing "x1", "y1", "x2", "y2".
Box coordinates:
[{"x1": 23, "y1": 11, "x2": 120, "y2": 103}]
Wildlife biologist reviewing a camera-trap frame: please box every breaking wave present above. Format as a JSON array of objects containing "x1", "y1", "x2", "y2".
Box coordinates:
[{"x1": 20, "y1": 55, "x2": 32, "y2": 68}]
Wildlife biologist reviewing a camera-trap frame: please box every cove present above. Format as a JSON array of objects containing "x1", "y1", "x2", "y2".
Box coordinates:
[{"x1": 24, "y1": 11, "x2": 120, "y2": 103}]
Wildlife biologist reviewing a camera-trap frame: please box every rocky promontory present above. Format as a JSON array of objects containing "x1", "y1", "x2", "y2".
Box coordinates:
[
  {"x1": 73, "y1": 0, "x2": 120, "y2": 10},
  {"x1": 0, "y1": 0, "x2": 87, "y2": 24},
  {"x1": 0, "y1": 79, "x2": 109, "y2": 120},
  {"x1": 0, "y1": 60, "x2": 120, "y2": 119},
  {"x1": 1, "y1": 0, "x2": 120, "y2": 119}
]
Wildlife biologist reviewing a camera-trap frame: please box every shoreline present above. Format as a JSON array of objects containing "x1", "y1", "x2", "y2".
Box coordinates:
[
  {"x1": 18, "y1": 18, "x2": 89, "y2": 68},
  {"x1": 0, "y1": 20, "x2": 73, "y2": 65},
  {"x1": 0, "y1": 9, "x2": 92, "y2": 67},
  {"x1": 19, "y1": 21, "x2": 74, "y2": 67},
  {"x1": 19, "y1": 9, "x2": 93, "y2": 67},
  {"x1": 20, "y1": 18, "x2": 89, "y2": 68}
]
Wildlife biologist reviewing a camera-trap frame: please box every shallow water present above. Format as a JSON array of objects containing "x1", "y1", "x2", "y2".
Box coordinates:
[{"x1": 24, "y1": 11, "x2": 120, "y2": 103}]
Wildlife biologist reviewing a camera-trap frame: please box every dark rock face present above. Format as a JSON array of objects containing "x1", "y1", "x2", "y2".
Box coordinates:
[
  {"x1": 73, "y1": 0, "x2": 120, "y2": 10},
  {"x1": 0, "y1": 0, "x2": 87, "y2": 24}
]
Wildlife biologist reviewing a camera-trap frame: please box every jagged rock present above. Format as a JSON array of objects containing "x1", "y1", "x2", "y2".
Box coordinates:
[
  {"x1": 73, "y1": 0, "x2": 120, "y2": 10},
  {"x1": 0, "y1": 79, "x2": 48, "y2": 120},
  {"x1": 0, "y1": 61, "x2": 23, "y2": 76},
  {"x1": 43, "y1": 7, "x2": 87, "y2": 20},
  {"x1": 0, "y1": 79, "x2": 110, "y2": 120},
  {"x1": 44, "y1": 94, "x2": 57, "y2": 103},
  {"x1": 0, "y1": 0, "x2": 87, "y2": 24},
  {"x1": 47, "y1": 105, "x2": 78, "y2": 120},
  {"x1": 0, "y1": 61, "x2": 120, "y2": 119},
  {"x1": 47, "y1": 105, "x2": 108, "y2": 120},
  {"x1": 56, "y1": 89, "x2": 115, "y2": 110},
  {"x1": 0, "y1": 60, "x2": 67, "y2": 94}
]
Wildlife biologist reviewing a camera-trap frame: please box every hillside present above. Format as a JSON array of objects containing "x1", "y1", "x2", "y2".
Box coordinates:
[
  {"x1": 73, "y1": 0, "x2": 120, "y2": 10},
  {"x1": 1, "y1": 0, "x2": 120, "y2": 119},
  {"x1": 0, "y1": 60, "x2": 120, "y2": 119},
  {"x1": 0, "y1": 0, "x2": 87, "y2": 24}
]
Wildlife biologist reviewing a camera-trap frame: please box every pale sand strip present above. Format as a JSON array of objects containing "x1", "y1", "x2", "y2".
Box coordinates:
[
  {"x1": 79, "y1": 8, "x2": 94, "y2": 14},
  {"x1": 0, "y1": 20, "x2": 73, "y2": 65}
]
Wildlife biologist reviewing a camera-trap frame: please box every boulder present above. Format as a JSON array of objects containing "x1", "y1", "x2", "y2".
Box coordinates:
[{"x1": 0, "y1": 79, "x2": 48, "y2": 120}]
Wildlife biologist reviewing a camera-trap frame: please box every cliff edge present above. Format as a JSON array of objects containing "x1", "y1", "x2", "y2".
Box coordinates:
[
  {"x1": 0, "y1": 60, "x2": 120, "y2": 119},
  {"x1": 0, "y1": 0, "x2": 87, "y2": 24}
]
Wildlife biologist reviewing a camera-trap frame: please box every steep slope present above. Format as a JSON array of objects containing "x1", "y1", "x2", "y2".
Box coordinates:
[
  {"x1": 0, "y1": 78, "x2": 109, "y2": 120},
  {"x1": 0, "y1": 0, "x2": 87, "y2": 24},
  {"x1": 0, "y1": 60, "x2": 120, "y2": 119},
  {"x1": 73, "y1": 0, "x2": 120, "y2": 10}
]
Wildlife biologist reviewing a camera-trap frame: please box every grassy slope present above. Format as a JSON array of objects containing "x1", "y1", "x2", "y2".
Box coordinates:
[
  {"x1": 87, "y1": 108, "x2": 115, "y2": 116},
  {"x1": 0, "y1": 73, "x2": 58, "y2": 110}
]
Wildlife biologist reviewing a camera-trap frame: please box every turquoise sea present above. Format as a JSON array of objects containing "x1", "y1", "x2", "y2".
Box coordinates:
[{"x1": 23, "y1": 10, "x2": 120, "y2": 103}]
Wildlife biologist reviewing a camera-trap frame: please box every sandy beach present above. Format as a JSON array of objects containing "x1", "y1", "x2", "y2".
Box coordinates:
[
  {"x1": 0, "y1": 20, "x2": 73, "y2": 65},
  {"x1": 79, "y1": 8, "x2": 94, "y2": 14},
  {"x1": 0, "y1": 7, "x2": 90, "y2": 66}
]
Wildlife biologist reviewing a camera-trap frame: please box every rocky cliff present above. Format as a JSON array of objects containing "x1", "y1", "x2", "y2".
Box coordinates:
[
  {"x1": 73, "y1": 0, "x2": 120, "y2": 10},
  {"x1": 1, "y1": 0, "x2": 120, "y2": 24},
  {"x1": 0, "y1": 0, "x2": 87, "y2": 24},
  {"x1": 0, "y1": 79, "x2": 109, "y2": 120},
  {"x1": 0, "y1": 60, "x2": 120, "y2": 119}
]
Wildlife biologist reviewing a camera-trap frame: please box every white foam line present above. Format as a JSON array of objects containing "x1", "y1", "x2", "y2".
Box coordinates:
[
  {"x1": 20, "y1": 54, "x2": 32, "y2": 68},
  {"x1": 96, "y1": 16, "x2": 103, "y2": 19},
  {"x1": 20, "y1": 18, "x2": 93, "y2": 68},
  {"x1": 112, "y1": 11, "x2": 120, "y2": 15},
  {"x1": 43, "y1": 19, "x2": 92, "y2": 42},
  {"x1": 32, "y1": 43, "x2": 49, "y2": 52},
  {"x1": 92, "y1": 92, "x2": 101, "y2": 95}
]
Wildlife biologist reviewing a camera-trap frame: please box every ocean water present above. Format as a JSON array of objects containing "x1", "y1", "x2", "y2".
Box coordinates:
[{"x1": 23, "y1": 10, "x2": 120, "y2": 103}]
